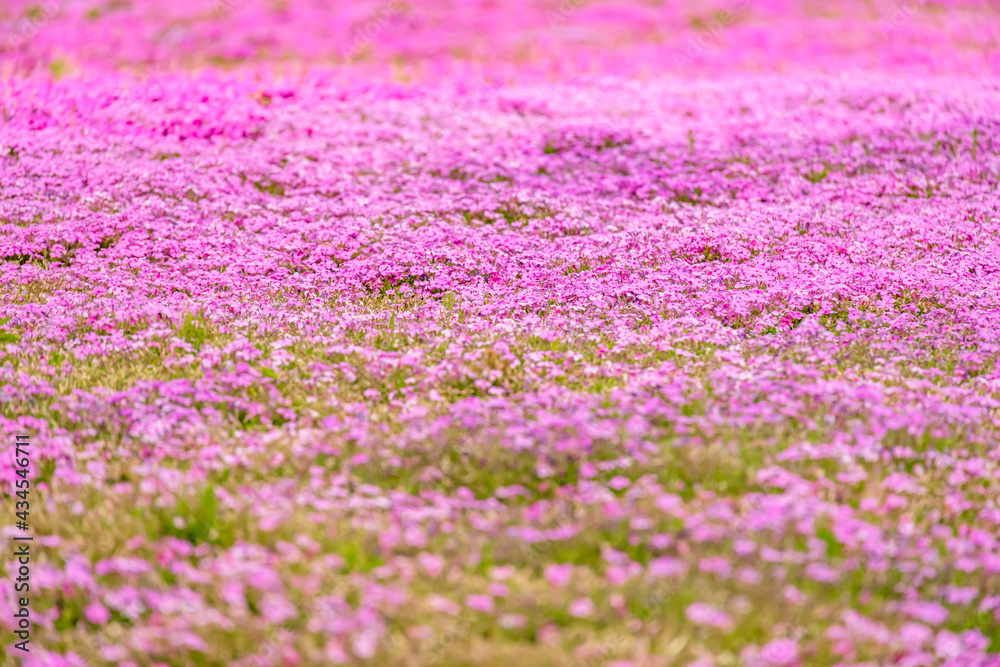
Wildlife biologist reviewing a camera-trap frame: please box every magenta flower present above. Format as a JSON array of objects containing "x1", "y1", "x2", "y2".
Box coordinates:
[{"x1": 84, "y1": 603, "x2": 111, "y2": 625}]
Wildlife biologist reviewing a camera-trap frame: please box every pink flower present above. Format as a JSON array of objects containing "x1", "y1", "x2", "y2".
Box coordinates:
[
  {"x1": 805, "y1": 562, "x2": 840, "y2": 583},
  {"x1": 427, "y1": 595, "x2": 461, "y2": 615},
  {"x1": 902, "y1": 601, "x2": 950, "y2": 625},
  {"x1": 85, "y1": 603, "x2": 111, "y2": 625},
  {"x1": 352, "y1": 630, "x2": 379, "y2": 659},
  {"x1": 261, "y1": 594, "x2": 297, "y2": 624},
  {"x1": 325, "y1": 640, "x2": 349, "y2": 663},
  {"x1": 934, "y1": 630, "x2": 962, "y2": 659},
  {"x1": 568, "y1": 597, "x2": 595, "y2": 618},
  {"x1": 500, "y1": 614, "x2": 527, "y2": 628},
  {"x1": 466, "y1": 594, "x2": 495, "y2": 613},
  {"x1": 100, "y1": 645, "x2": 129, "y2": 661},
  {"x1": 782, "y1": 585, "x2": 806, "y2": 605},
  {"x1": 609, "y1": 476, "x2": 631, "y2": 490},
  {"x1": 537, "y1": 624, "x2": 560, "y2": 644},
  {"x1": 220, "y1": 581, "x2": 245, "y2": 607},
  {"x1": 685, "y1": 603, "x2": 733, "y2": 630},
  {"x1": 648, "y1": 556, "x2": 687, "y2": 578},
  {"x1": 899, "y1": 623, "x2": 933, "y2": 647},
  {"x1": 656, "y1": 494, "x2": 683, "y2": 512},
  {"x1": 756, "y1": 638, "x2": 800, "y2": 666},
  {"x1": 544, "y1": 563, "x2": 573, "y2": 587},
  {"x1": 417, "y1": 552, "x2": 445, "y2": 578},
  {"x1": 606, "y1": 565, "x2": 631, "y2": 586},
  {"x1": 488, "y1": 583, "x2": 509, "y2": 597},
  {"x1": 699, "y1": 556, "x2": 732, "y2": 578}
]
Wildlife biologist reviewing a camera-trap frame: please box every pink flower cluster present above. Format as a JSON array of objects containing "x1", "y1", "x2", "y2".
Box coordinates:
[
  {"x1": 1, "y1": 0, "x2": 999, "y2": 76},
  {"x1": 2, "y1": 1, "x2": 1000, "y2": 665}
]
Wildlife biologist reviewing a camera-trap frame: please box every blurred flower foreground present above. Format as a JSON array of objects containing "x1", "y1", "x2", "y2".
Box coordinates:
[{"x1": 2, "y1": 1, "x2": 1000, "y2": 665}]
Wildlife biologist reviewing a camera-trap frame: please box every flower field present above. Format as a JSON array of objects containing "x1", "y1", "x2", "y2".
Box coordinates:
[{"x1": 2, "y1": 1, "x2": 1000, "y2": 666}]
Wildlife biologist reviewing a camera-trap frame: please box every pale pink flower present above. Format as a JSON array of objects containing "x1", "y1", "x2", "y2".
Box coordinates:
[
  {"x1": 487, "y1": 583, "x2": 509, "y2": 597},
  {"x1": 466, "y1": 594, "x2": 495, "y2": 613},
  {"x1": 500, "y1": 614, "x2": 527, "y2": 628},
  {"x1": 648, "y1": 556, "x2": 687, "y2": 578},
  {"x1": 568, "y1": 597, "x2": 595, "y2": 618},
  {"x1": 755, "y1": 638, "x2": 800, "y2": 666},
  {"x1": 324, "y1": 640, "x2": 349, "y2": 663},
  {"x1": 685, "y1": 603, "x2": 733, "y2": 630},
  {"x1": 427, "y1": 595, "x2": 461, "y2": 615},
  {"x1": 544, "y1": 563, "x2": 573, "y2": 587},
  {"x1": 417, "y1": 552, "x2": 445, "y2": 578},
  {"x1": 352, "y1": 630, "x2": 379, "y2": 659}
]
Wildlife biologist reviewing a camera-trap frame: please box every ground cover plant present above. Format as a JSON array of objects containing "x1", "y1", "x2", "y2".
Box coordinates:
[{"x1": 1, "y1": 1, "x2": 1000, "y2": 666}]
